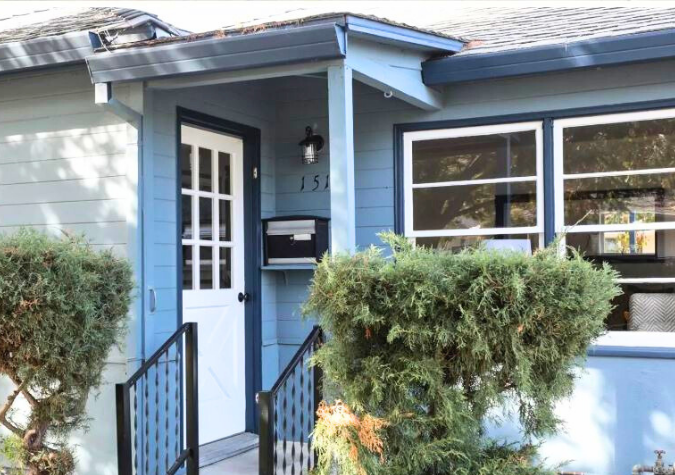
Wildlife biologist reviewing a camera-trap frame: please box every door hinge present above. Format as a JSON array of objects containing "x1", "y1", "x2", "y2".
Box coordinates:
[{"x1": 253, "y1": 167, "x2": 258, "y2": 179}]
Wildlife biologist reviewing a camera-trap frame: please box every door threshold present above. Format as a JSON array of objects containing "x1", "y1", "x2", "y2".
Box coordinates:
[{"x1": 200, "y1": 432, "x2": 259, "y2": 468}]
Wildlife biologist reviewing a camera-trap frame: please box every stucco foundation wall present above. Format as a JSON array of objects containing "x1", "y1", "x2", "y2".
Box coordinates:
[{"x1": 0, "y1": 65, "x2": 141, "y2": 475}]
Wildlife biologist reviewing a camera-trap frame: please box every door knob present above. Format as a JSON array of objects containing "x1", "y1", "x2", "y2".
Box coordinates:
[{"x1": 238, "y1": 292, "x2": 250, "y2": 303}]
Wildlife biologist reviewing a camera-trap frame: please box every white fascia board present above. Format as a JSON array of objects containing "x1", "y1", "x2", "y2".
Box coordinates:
[{"x1": 345, "y1": 37, "x2": 443, "y2": 111}]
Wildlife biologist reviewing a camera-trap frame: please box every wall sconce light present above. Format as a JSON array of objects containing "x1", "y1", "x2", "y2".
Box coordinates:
[{"x1": 299, "y1": 126, "x2": 324, "y2": 165}]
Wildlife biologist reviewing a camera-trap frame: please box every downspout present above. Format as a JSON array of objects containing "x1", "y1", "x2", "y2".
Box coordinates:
[{"x1": 95, "y1": 82, "x2": 146, "y2": 370}]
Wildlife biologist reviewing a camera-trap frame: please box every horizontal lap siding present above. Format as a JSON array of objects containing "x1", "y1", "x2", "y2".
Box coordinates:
[
  {"x1": 267, "y1": 59, "x2": 675, "y2": 387},
  {"x1": 0, "y1": 66, "x2": 138, "y2": 475},
  {"x1": 149, "y1": 83, "x2": 278, "y2": 388}
]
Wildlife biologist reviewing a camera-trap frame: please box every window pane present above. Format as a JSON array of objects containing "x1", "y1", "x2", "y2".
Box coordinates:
[
  {"x1": 417, "y1": 234, "x2": 539, "y2": 253},
  {"x1": 413, "y1": 181, "x2": 537, "y2": 231},
  {"x1": 219, "y1": 152, "x2": 231, "y2": 195},
  {"x1": 219, "y1": 247, "x2": 231, "y2": 289},
  {"x1": 563, "y1": 117, "x2": 675, "y2": 174},
  {"x1": 567, "y1": 229, "x2": 675, "y2": 279},
  {"x1": 564, "y1": 173, "x2": 675, "y2": 226},
  {"x1": 604, "y1": 283, "x2": 675, "y2": 332},
  {"x1": 180, "y1": 144, "x2": 193, "y2": 189},
  {"x1": 182, "y1": 245, "x2": 193, "y2": 290},
  {"x1": 218, "y1": 200, "x2": 231, "y2": 241},
  {"x1": 199, "y1": 246, "x2": 213, "y2": 289},
  {"x1": 199, "y1": 197, "x2": 213, "y2": 241},
  {"x1": 181, "y1": 195, "x2": 192, "y2": 240},
  {"x1": 199, "y1": 147, "x2": 213, "y2": 192},
  {"x1": 412, "y1": 131, "x2": 536, "y2": 184}
]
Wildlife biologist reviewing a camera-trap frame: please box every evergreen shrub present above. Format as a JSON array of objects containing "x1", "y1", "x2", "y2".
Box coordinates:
[
  {"x1": 0, "y1": 229, "x2": 134, "y2": 475},
  {"x1": 305, "y1": 233, "x2": 620, "y2": 475}
]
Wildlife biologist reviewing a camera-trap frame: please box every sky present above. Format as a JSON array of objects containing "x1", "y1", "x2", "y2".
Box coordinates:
[{"x1": 2, "y1": 1, "x2": 673, "y2": 34}]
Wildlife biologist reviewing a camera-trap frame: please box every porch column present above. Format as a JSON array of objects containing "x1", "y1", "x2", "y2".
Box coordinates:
[{"x1": 327, "y1": 64, "x2": 356, "y2": 254}]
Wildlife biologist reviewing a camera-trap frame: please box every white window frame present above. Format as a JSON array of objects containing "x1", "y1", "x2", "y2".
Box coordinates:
[
  {"x1": 403, "y1": 121, "x2": 544, "y2": 244},
  {"x1": 553, "y1": 107, "x2": 675, "y2": 285}
]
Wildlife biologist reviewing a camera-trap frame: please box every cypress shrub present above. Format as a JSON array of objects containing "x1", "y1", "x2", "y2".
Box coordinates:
[
  {"x1": 0, "y1": 229, "x2": 134, "y2": 475},
  {"x1": 305, "y1": 232, "x2": 620, "y2": 475}
]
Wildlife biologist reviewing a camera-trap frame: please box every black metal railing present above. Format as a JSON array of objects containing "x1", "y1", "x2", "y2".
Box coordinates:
[
  {"x1": 258, "y1": 326, "x2": 323, "y2": 475},
  {"x1": 116, "y1": 322, "x2": 199, "y2": 475}
]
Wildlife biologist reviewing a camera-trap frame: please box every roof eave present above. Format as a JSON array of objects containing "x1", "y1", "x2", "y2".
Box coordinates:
[
  {"x1": 422, "y1": 28, "x2": 675, "y2": 85},
  {"x1": 0, "y1": 30, "x2": 94, "y2": 74},
  {"x1": 86, "y1": 22, "x2": 348, "y2": 84},
  {"x1": 344, "y1": 15, "x2": 464, "y2": 53}
]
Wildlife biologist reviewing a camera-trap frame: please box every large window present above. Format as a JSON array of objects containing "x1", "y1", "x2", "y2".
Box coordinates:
[
  {"x1": 555, "y1": 109, "x2": 675, "y2": 333},
  {"x1": 403, "y1": 122, "x2": 544, "y2": 252},
  {"x1": 403, "y1": 109, "x2": 675, "y2": 336}
]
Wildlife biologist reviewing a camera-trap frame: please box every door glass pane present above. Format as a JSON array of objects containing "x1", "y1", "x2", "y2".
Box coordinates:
[
  {"x1": 181, "y1": 195, "x2": 192, "y2": 239},
  {"x1": 199, "y1": 197, "x2": 213, "y2": 241},
  {"x1": 412, "y1": 131, "x2": 536, "y2": 184},
  {"x1": 199, "y1": 246, "x2": 213, "y2": 289},
  {"x1": 563, "y1": 173, "x2": 675, "y2": 226},
  {"x1": 219, "y1": 200, "x2": 231, "y2": 241},
  {"x1": 219, "y1": 152, "x2": 231, "y2": 195},
  {"x1": 219, "y1": 247, "x2": 231, "y2": 289},
  {"x1": 417, "y1": 233, "x2": 539, "y2": 253},
  {"x1": 199, "y1": 147, "x2": 213, "y2": 192},
  {"x1": 563, "y1": 117, "x2": 675, "y2": 174},
  {"x1": 180, "y1": 144, "x2": 193, "y2": 189},
  {"x1": 182, "y1": 245, "x2": 193, "y2": 290},
  {"x1": 413, "y1": 181, "x2": 537, "y2": 231}
]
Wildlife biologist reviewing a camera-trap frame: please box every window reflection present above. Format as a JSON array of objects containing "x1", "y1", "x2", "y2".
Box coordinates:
[
  {"x1": 417, "y1": 234, "x2": 539, "y2": 253},
  {"x1": 413, "y1": 181, "x2": 537, "y2": 231},
  {"x1": 563, "y1": 117, "x2": 675, "y2": 174},
  {"x1": 412, "y1": 131, "x2": 536, "y2": 183},
  {"x1": 567, "y1": 230, "x2": 675, "y2": 279}
]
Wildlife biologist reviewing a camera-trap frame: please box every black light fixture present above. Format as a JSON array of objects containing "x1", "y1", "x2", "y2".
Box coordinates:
[{"x1": 299, "y1": 126, "x2": 324, "y2": 165}]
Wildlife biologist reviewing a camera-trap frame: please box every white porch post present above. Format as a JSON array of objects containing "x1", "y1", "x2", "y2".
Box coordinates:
[{"x1": 327, "y1": 64, "x2": 356, "y2": 254}]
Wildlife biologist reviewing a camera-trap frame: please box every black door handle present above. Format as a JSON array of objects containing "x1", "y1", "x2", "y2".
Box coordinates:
[{"x1": 238, "y1": 292, "x2": 250, "y2": 303}]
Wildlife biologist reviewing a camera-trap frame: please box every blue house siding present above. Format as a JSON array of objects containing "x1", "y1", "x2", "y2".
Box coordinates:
[
  {"x1": 265, "y1": 60, "x2": 675, "y2": 475},
  {"x1": 137, "y1": 58, "x2": 675, "y2": 474},
  {"x1": 145, "y1": 83, "x2": 278, "y2": 390}
]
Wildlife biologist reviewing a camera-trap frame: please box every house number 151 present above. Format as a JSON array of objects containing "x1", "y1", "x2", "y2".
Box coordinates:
[{"x1": 300, "y1": 174, "x2": 330, "y2": 192}]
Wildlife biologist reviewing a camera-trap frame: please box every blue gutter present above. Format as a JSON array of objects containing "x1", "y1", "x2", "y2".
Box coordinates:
[{"x1": 423, "y1": 28, "x2": 675, "y2": 85}]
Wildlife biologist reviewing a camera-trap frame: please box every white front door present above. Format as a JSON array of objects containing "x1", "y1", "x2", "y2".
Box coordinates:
[{"x1": 180, "y1": 124, "x2": 246, "y2": 444}]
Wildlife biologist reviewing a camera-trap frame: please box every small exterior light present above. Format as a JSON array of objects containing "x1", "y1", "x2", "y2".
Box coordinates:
[{"x1": 299, "y1": 126, "x2": 324, "y2": 165}]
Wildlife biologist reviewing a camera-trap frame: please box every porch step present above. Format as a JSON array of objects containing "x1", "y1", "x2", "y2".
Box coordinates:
[{"x1": 200, "y1": 432, "x2": 259, "y2": 468}]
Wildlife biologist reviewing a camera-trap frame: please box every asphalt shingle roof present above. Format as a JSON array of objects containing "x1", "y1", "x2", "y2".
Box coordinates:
[
  {"x1": 3, "y1": 6, "x2": 675, "y2": 58},
  {"x1": 426, "y1": 6, "x2": 675, "y2": 55},
  {"x1": 0, "y1": 7, "x2": 181, "y2": 45}
]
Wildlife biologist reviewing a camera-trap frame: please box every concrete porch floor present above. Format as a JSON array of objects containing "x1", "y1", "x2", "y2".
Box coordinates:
[{"x1": 201, "y1": 448, "x2": 258, "y2": 475}]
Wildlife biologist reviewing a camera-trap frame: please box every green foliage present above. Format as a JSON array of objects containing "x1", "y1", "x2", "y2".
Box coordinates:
[
  {"x1": 305, "y1": 232, "x2": 620, "y2": 475},
  {"x1": 0, "y1": 228, "x2": 134, "y2": 475}
]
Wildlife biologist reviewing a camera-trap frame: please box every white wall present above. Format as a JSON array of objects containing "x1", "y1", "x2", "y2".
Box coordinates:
[{"x1": 0, "y1": 65, "x2": 141, "y2": 474}]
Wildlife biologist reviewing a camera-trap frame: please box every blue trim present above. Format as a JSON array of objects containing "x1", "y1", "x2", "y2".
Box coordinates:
[
  {"x1": 423, "y1": 28, "x2": 675, "y2": 85},
  {"x1": 88, "y1": 24, "x2": 345, "y2": 84},
  {"x1": 543, "y1": 118, "x2": 555, "y2": 245},
  {"x1": 345, "y1": 15, "x2": 464, "y2": 53},
  {"x1": 393, "y1": 97, "x2": 675, "y2": 241},
  {"x1": 176, "y1": 108, "x2": 262, "y2": 434},
  {"x1": 588, "y1": 345, "x2": 675, "y2": 359}
]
